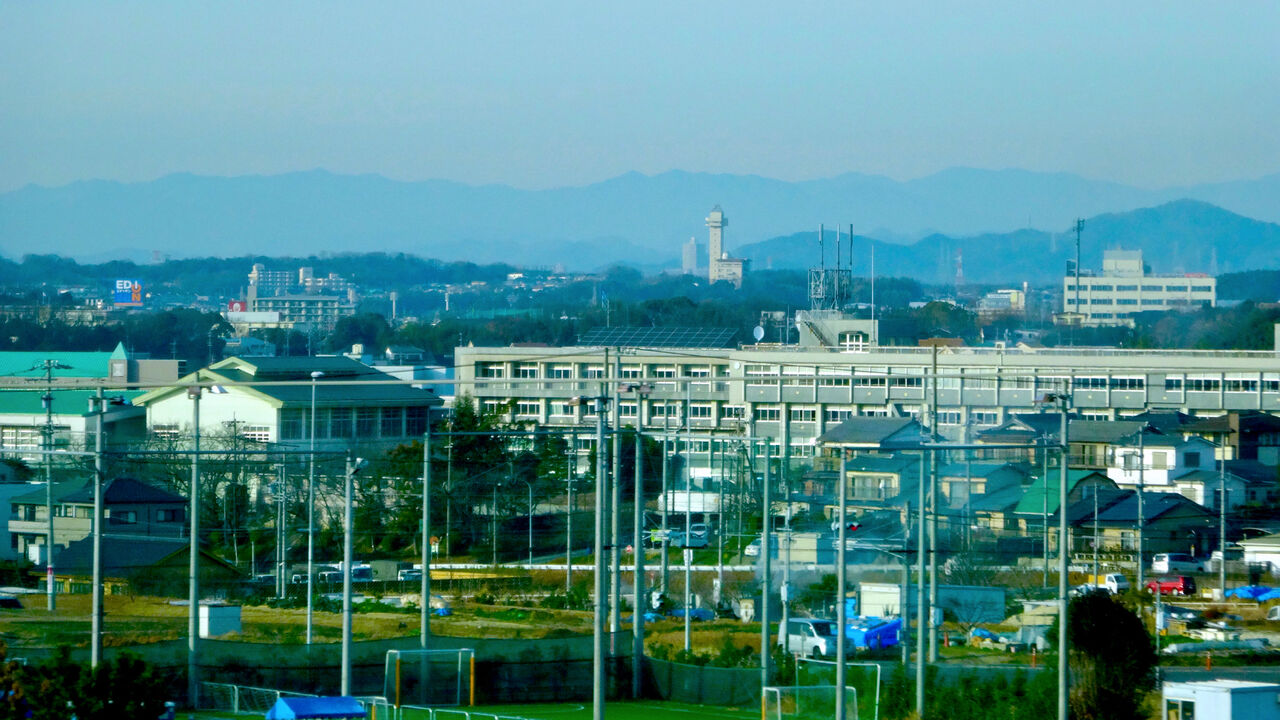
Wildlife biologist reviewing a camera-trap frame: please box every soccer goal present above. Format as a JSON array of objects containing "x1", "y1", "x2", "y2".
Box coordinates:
[
  {"x1": 763, "y1": 685, "x2": 857, "y2": 720},
  {"x1": 384, "y1": 648, "x2": 475, "y2": 708}
]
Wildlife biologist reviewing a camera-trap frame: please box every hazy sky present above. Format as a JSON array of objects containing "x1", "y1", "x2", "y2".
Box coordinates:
[{"x1": 2, "y1": 1, "x2": 1278, "y2": 192}]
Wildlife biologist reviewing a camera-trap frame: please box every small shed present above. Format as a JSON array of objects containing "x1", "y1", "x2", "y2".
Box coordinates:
[
  {"x1": 1162, "y1": 680, "x2": 1280, "y2": 720},
  {"x1": 264, "y1": 696, "x2": 367, "y2": 720}
]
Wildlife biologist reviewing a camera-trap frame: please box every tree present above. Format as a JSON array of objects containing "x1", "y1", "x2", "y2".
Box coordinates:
[{"x1": 1048, "y1": 591, "x2": 1156, "y2": 720}]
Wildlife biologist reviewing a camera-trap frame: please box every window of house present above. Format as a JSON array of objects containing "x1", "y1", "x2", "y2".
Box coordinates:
[
  {"x1": 620, "y1": 365, "x2": 642, "y2": 379},
  {"x1": 1151, "y1": 452, "x2": 1169, "y2": 470},
  {"x1": 242, "y1": 424, "x2": 272, "y2": 442},
  {"x1": 1225, "y1": 375, "x2": 1257, "y2": 392},
  {"x1": 405, "y1": 407, "x2": 426, "y2": 435},
  {"x1": 1074, "y1": 376, "x2": 1108, "y2": 390},
  {"x1": 971, "y1": 410, "x2": 999, "y2": 425},
  {"x1": 382, "y1": 407, "x2": 404, "y2": 436},
  {"x1": 818, "y1": 377, "x2": 850, "y2": 387},
  {"x1": 112, "y1": 510, "x2": 137, "y2": 524},
  {"x1": 158, "y1": 509, "x2": 183, "y2": 522},
  {"x1": 1165, "y1": 698, "x2": 1195, "y2": 720},
  {"x1": 1191, "y1": 285, "x2": 1212, "y2": 293},
  {"x1": 356, "y1": 408, "x2": 379, "y2": 437},
  {"x1": 1183, "y1": 451, "x2": 1201, "y2": 467},
  {"x1": 854, "y1": 375, "x2": 887, "y2": 387},
  {"x1": 280, "y1": 410, "x2": 304, "y2": 440},
  {"x1": 889, "y1": 376, "x2": 923, "y2": 388}
]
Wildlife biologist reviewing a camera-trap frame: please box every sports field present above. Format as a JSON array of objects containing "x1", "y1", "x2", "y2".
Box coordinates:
[
  {"x1": 195, "y1": 701, "x2": 762, "y2": 720},
  {"x1": 400, "y1": 701, "x2": 761, "y2": 720}
]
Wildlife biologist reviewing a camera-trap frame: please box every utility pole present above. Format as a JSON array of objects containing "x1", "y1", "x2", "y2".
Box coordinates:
[
  {"x1": 759, "y1": 437, "x2": 772, "y2": 691},
  {"x1": 591, "y1": 396, "x2": 607, "y2": 720},
  {"x1": 610, "y1": 351, "x2": 622, "y2": 639},
  {"x1": 1057, "y1": 399, "x2": 1070, "y2": 720},
  {"x1": 632, "y1": 428, "x2": 645, "y2": 699},
  {"x1": 1137, "y1": 428, "x2": 1147, "y2": 592},
  {"x1": 38, "y1": 359, "x2": 71, "y2": 613},
  {"x1": 421, "y1": 418, "x2": 432, "y2": 650},
  {"x1": 915, "y1": 450, "x2": 927, "y2": 718},
  {"x1": 566, "y1": 434, "x2": 575, "y2": 593},
  {"x1": 90, "y1": 388, "x2": 104, "y2": 668},
  {"x1": 683, "y1": 383, "x2": 693, "y2": 652},
  {"x1": 835, "y1": 450, "x2": 848, "y2": 720},
  {"x1": 1219, "y1": 430, "x2": 1230, "y2": 597},
  {"x1": 187, "y1": 385, "x2": 202, "y2": 708},
  {"x1": 928, "y1": 348, "x2": 939, "y2": 663},
  {"x1": 305, "y1": 370, "x2": 323, "y2": 645}
]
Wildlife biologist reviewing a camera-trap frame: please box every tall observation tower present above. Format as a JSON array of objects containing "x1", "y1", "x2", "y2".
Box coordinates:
[{"x1": 705, "y1": 206, "x2": 745, "y2": 287}]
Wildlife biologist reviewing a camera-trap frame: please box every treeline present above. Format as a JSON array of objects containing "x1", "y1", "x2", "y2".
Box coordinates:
[{"x1": 0, "y1": 252, "x2": 517, "y2": 295}]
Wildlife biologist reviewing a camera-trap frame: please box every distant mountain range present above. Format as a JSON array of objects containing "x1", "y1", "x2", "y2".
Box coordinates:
[
  {"x1": 738, "y1": 200, "x2": 1280, "y2": 285},
  {"x1": 2, "y1": 168, "x2": 1280, "y2": 275}
]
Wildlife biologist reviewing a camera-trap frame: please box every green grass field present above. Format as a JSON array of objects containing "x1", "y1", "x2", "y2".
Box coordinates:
[
  {"x1": 402, "y1": 701, "x2": 761, "y2": 720},
  {"x1": 194, "y1": 700, "x2": 762, "y2": 720}
]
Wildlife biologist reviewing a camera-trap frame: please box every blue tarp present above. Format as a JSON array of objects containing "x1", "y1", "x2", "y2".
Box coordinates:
[
  {"x1": 845, "y1": 617, "x2": 901, "y2": 649},
  {"x1": 1257, "y1": 589, "x2": 1280, "y2": 602},
  {"x1": 1225, "y1": 585, "x2": 1272, "y2": 600},
  {"x1": 265, "y1": 697, "x2": 366, "y2": 720},
  {"x1": 970, "y1": 627, "x2": 999, "y2": 641}
]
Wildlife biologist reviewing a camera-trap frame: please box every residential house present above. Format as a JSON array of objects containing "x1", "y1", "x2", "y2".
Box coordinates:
[
  {"x1": 1183, "y1": 411, "x2": 1280, "y2": 464},
  {"x1": 8, "y1": 477, "x2": 186, "y2": 559},
  {"x1": 1012, "y1": 469, "x2": 1117, "y2": 536},
  {"x1": 1105, "y1": 429, "x2": 1217, "y2": 491},
  {"x1": 938, "y1": 462, "x2": 1029, "y2": 511},
  {"x1": 1223, "y1": 460, "x2": 1280, "y2": 505},
  {"x1": 1239, "y1": 533, "x2": 1280, "y2": 573},
  {"x1": 1079, "y1": 490, "x2": 1217, "y2": 558},
  {"x1": 53, "y1": 536, "x2": 241, "y2": 595}
]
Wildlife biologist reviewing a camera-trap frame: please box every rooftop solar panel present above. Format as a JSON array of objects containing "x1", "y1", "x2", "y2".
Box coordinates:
[{"x1": 577, "y1": 326, "x2": 738, "y2": 349}]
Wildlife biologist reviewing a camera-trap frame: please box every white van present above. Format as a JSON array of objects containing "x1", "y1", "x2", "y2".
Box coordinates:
[
  {"x1": 1152, "y1": 553, "x2": 1202, "y2": 574},
  {"x1": 777, "y1": 618, "x2": 845, "y2": 659}
]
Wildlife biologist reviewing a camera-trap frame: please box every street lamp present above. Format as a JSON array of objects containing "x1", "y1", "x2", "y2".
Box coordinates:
[
  {"x1": 306, "y1": 370, "x2": 324, "y2": 645},
  {"x1": 569, "y1": 393, "x2": 608, "y2": 720},
  {"x1": 519, "y1": 477, "x2": 534, "y2": 567},
  {"x1": 341, "y1": 456, "x2": 368, "y2": 696}
]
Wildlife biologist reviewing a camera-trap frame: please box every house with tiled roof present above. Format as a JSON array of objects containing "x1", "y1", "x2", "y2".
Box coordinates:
[{"x1": 8, "y1": 477, "x2": 187, "y2": 560}]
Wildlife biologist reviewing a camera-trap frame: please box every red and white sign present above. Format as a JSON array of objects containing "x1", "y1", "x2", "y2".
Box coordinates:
[{"x1": 227, "y1": 300, "x2": 247, "y2": 312}]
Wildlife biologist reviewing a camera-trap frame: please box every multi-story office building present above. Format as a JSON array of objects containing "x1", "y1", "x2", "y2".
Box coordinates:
[
  {"x1": 454, "y1": 328, "x2": 1280, "y2": 470},
  {"x1": 1063, "y1": 250, "x2": 1216, "y2": 327}
]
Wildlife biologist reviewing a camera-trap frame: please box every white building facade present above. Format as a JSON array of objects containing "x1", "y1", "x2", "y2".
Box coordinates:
[{"x1": 1064, "y1": 250, "x2": 1216, "y2": 327}]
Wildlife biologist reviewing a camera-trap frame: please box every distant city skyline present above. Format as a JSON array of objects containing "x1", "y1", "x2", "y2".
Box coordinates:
[{"x1": 2, "y1": 1, "x2": 1278, "y2": 193}]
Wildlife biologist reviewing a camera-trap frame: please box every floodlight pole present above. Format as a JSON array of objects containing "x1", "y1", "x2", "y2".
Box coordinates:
[
  {"x1": 1058, "y1": 400, "x2": 1070, "y2": 720},
  {"x1": 40, "y1": 359, "x2": 71, "y2": 613},
  {"x1": 187, "y1": 385, "x2": 202, "y2": 708},
  {"x1": 683, "y1": 382, "x2": 693, "y2": 652},
  {"x1": 306, "y1": 370, "x2": 323, "y2": 645},
  {"x1": 1219, "y1": 431, "x2": 1231, "y2": 597},
  {"x1": 90, "y1": 388, "x2": 104, "y2": 669}
]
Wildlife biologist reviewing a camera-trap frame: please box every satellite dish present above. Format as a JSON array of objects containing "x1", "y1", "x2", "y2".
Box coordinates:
[{"x1": 752, "y1": 326, "x2": 765, "y2": 342}]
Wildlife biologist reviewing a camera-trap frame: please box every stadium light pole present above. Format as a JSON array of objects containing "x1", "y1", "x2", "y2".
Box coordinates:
[
  {"x1": 306, "y1": 370, "x2": 323, "y2": 645},
  {"x1": 39, "y1": 359, "x2": 72, "y2": 613},
  {"x1": 568, "y1": 393, "x2": 608, "y2": 720}
]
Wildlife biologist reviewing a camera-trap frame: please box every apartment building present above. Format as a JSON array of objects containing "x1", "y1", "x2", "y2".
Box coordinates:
[{"x1": 1063, "y1": 249, "x2": 1216, "y2": 327}]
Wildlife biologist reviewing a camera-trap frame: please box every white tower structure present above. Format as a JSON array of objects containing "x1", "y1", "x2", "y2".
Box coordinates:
[{"x1": 706, "y1": 206, "x2": 745, "y2": 287}]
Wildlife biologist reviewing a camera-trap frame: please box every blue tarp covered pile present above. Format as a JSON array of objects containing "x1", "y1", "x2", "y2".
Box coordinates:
[
  {"x1": 1224, "y1": 585, "x2": 1272, "y2": 600},
  {"x1": 845, "y1": 617, "x2": 901, "y2": 649},
  {"x1": 265, "y1": 697, "x2": 367, "y2": 720}
]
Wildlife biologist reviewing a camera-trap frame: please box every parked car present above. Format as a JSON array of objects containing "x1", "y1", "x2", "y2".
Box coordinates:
[
  {"x1": 668, "y1": 608, "x2": 715, "y2": 621},
  {"x1": 744, "y1": 539, "x2": 761, "y2": 557},
  {"x1": 1152, "y1": 553, "x2": 1202, "y2": 574},
  {"x1": 670, "y1": 524, "x2": 710, "y2": 548},
  {"x1": 1145, "y1": 575, "x2": 1197, "y2": 596},
  {"x1": 777, "y1": 618, "x2": 848, "y2": 659}
]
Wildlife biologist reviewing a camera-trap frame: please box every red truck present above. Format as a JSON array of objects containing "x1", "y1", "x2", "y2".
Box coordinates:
[{"x1": 1144, "y1": 575, "x2": 1197, "y2": 596}]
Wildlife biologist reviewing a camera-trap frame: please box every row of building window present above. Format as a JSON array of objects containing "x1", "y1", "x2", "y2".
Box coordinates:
[
  {"x1": 1066, "y1": 284, "x2": 1213, "y2": 293},
  {"x1": 1067, "y1": 297, "x2": 1206, "y2": 306},
  {"x1": 279, "y1": 406, "x2": 427, "y2": 440},
  {"x1": 482, "y1": 363, "x2": 729, "y2": 380}
]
